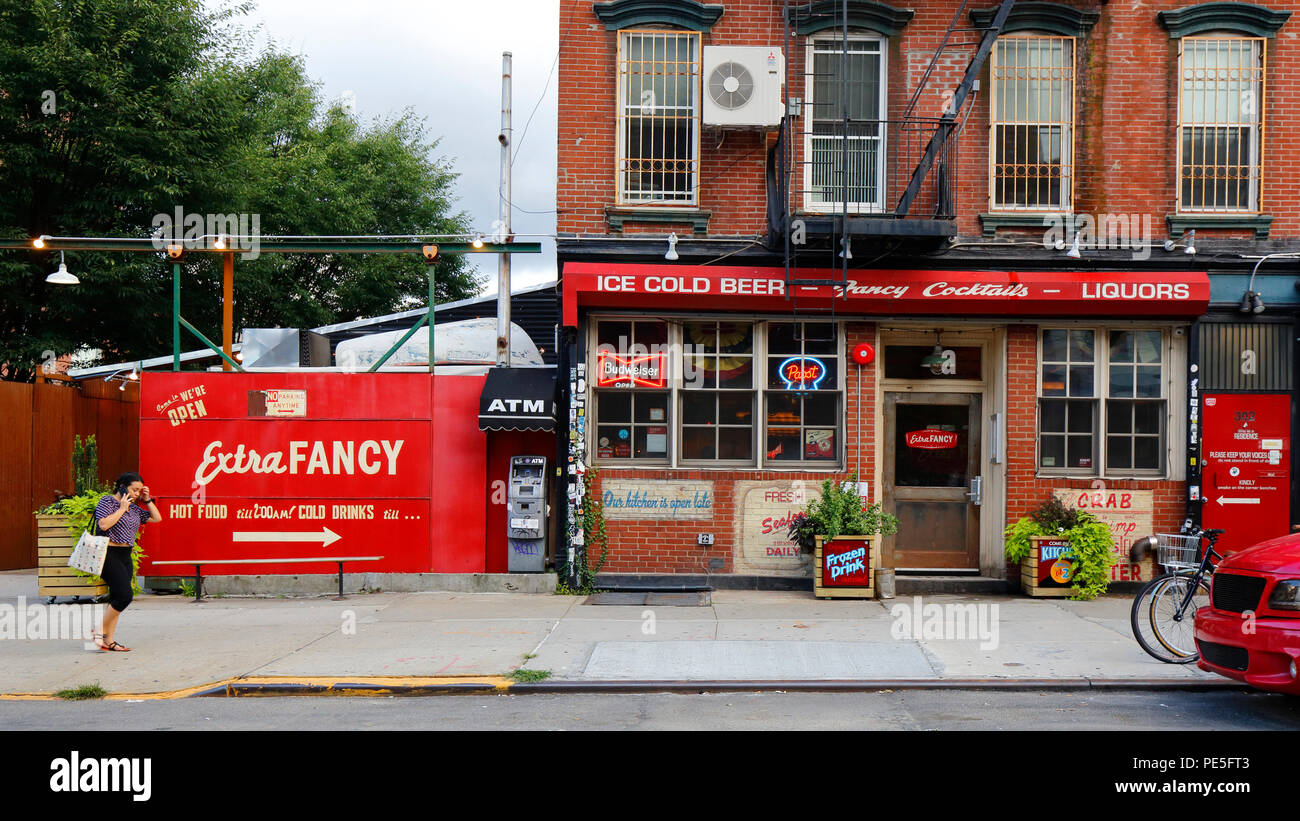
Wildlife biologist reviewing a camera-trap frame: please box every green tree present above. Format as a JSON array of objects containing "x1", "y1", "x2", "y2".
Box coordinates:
[{"x1": 0, "y1": 0, "x2": 479, "y2": 380}]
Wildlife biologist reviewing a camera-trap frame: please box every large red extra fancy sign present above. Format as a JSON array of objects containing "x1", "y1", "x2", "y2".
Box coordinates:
[{"x1": 905, "y1": 430, "x2": 959, "y2": 449}]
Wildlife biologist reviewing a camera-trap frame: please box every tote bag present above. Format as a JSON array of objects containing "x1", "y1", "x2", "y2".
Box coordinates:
[{"x1": 68, "y1": 528, "x2": 110, "y2": 576}]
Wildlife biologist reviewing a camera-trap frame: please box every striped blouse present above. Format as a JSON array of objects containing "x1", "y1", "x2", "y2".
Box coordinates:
[{"x1": 94, "y1": 495, "x2": 149, "y2": 545}]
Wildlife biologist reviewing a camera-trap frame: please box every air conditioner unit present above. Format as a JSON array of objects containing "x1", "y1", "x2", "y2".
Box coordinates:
[{"x1": 702, "y1": 46, "x2": 784, "y2": 128}]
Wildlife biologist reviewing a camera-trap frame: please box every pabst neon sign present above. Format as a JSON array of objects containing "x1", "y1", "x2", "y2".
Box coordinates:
[
  {"x1": 595, "y1": 351, "x2": 666, "y2": 388},
  {"x1": 777, "y1": 356, "x2": 827, "y2": 391},
  {"x1": 905, "y1": 430, "x2": 959, "y2": 449}
]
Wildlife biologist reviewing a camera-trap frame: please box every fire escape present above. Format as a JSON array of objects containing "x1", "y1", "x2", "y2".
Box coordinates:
[{"x1": 774, "y1": 0, "x2": 1018, "y2": 298}]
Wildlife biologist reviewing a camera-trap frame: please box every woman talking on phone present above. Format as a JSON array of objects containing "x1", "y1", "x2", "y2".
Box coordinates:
[{"x1": 92, "y1": 472, "x2": 162, "y2": 651}]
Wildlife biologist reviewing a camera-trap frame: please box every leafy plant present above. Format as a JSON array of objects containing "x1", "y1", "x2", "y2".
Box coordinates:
[
  {"x1": 1004, "y1": 493, "x2": 1116, "y2": 600},
  {"x1": 72, "y1": 435, "x2": 102, "y2": 495},
  {"x1": 509, "y1": 669, "x2": 551, "y2": 683},
  {"x1": 40, "y1": 488, "x2": 146, "y2": 596},
  {"x1": 179, "y1": 580, "x2": 197, "y2": 599},
  {"x1": 563, "y1": 466, "x2": 608, "y2": 595},
  {"x1": 787, "y1": 473, "x2": 898, "y2": 553}
]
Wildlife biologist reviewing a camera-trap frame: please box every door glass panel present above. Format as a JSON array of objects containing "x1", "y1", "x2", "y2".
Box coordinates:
[{"x1": 894, "y1": 404, "x2": 970, "y2": 487}]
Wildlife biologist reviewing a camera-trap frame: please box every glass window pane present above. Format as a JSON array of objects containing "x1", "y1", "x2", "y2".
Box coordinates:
[
  {"x1": 802, "y1": 323, "x2": 837, "y2": 354},
  {"x1": 1107, "y1": 436, "x2": 1131, "y2": 470},
  {"x1": 1135, "y1": 366, "x2": 1161, "y2": 398},
  {"x1": 681, "y1": 427, "x2": 715, "y2": 460},
  {"x1": 683, "y1": 392, "x2": 714, "y2": 425},
  {"x1": 597, "y1": 426, "x2": 630, "y2": 458},
  {"x1": 718, "y1": 427, "x2": 753, "y2": 460},
  {"x1": 683, "y1": 322, "x2": 717, "y2": 352},
  {"x1": 1042, "y1": 363, "x2": 1067, "y2": 396},
  {"x1": 717, "y1": 358, "x2": 753, "y2": 389},
  {"x1": 1041, "y1": 399, "x2": 1065, "y2": 432},
  {"x1": 683, "y1": 354, "x2": 715, "y2": 389},
  {"x1": 636, "y1": 424, "x2": 668, "y2": 458},
  {"x1": 1134, "y1": 437, "x2": 1160, "y2": 470},
  {"x1": 599, "y1": 392, "x2": 631, "y2": 421},
  {"x1": 717, "y1": 322, "x2": 753, "y2": 354},
  {"x1": 1041, "y1": 435, "x2": 1064, "y2": 468},
  {"x1": 766, "y1": 428, "x2": 800, "y2": 461},
  {"x1": 1134, "y1": 401, "x2": 1162, "y2": 434},
  {"x1": 1109, "y1": 330, "x2": 1134, "y2": 363},
  {"x1": 634, "y1": 320, "x2": 668, "y2": 348},
  {"x1": 768, "y1": 323, "x2": 798, "y2": 354},
  {"x1": 1066, "y1": 400, "x2": 1093, "y2": 433},
  {"x1": 1110, "y1": 366, "x2": 1134, "y2": 398},
  {"x1": 717, "y1": 393, "x2": 752, "y2": 426},
  {"x1": 1069, "y1": 330, "x2": 1094, "y2": 361},
  {"x1": 766, "y1": 392, "x2": 800, "y2": 425},
  {"x1": 634, "y1": 393, "x2": 668, "y2": 423},
  {"x1": 1067, "y1": 436, "x2": 1093, "y2": 469},
  {"x1": 1042, "y1": 330, "x2": 1067, "y2": 362},
  {"x1": 1107, "y1": 401, "x2": 1132, "y2": 434},
  {"x1": 804, "y1": 393, "x2": 837, "y2": 425},
  {"x1": 597, "y1": 321, "x2": 632, "y2": 351},
  {"x1": 1135, "y1": 331, "x2": 1162, "y2": 363},
  {"x1": 1068, "y1": 365, "x2": 1094, "y2": 397}
]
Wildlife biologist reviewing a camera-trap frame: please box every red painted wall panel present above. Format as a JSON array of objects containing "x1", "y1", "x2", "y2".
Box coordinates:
[{"x1": 138, "y1": 372, "x2": 487, "y2": 575}]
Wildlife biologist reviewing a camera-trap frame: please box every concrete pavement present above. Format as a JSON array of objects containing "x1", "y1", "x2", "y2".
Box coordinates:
[{"x1": 0, "y1": 569, "x2": 1227, "y2": 697}]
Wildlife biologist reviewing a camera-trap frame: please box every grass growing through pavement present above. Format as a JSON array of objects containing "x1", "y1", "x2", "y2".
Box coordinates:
[
  {"x1": 509, "y1": 669, "x2": 551, "y2": 683},
  {"x1": 56, "y1": 683, "x2": 106, "y2": 700}
]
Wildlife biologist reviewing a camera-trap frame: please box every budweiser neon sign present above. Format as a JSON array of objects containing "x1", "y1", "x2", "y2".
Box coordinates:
[
  {"x1": 905, "y1": 430, "x2": 959, "y2": 449},
  {"x1": 776, "y1": 356, "x2": 827, "y2": 391},
  {"x1": 596, "y1": 350, "x2": 666, "y2": 388}
]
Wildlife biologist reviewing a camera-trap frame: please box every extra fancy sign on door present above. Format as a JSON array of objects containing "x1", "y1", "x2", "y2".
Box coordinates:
[{"x1": 905, "y1": 430, "x2": 959, "y2": 449}]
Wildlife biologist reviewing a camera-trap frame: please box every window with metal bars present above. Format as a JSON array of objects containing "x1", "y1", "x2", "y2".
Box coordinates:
[
  {"x1": 804, "y1": 35, "x2": 885, "y2": 213},
  {"x1": 990, "y1": 35, "x2": 1074, "y2": 211},
  {"x1": 616, "y1": 30, "x2": 700, "y2": 204},
  {"x1": 1178, "y1": 36, "x2": 1264, "y2": 212}
]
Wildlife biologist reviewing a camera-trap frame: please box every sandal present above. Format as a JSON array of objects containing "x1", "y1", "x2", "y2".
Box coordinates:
[{"x1": 97, "y1": 637, "x2": 131, "y2": 652}]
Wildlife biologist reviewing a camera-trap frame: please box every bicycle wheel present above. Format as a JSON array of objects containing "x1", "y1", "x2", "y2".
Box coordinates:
[
  {"x1": 1149, "y1": 573, "x2": 1210, "y2": 663},
  {"x1": 1130, "y1": 572, "x2": 1208, "y2": 664}
]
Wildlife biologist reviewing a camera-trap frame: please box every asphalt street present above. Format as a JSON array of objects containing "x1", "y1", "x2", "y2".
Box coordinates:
[{"x1": 3, "y1": 689, "x2": 1298, "y2": 731}]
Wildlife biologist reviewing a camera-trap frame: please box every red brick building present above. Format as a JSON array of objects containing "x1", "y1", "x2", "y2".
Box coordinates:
[{"x1": 554, "y1": 0, "x2": 1298, "y2": 589}]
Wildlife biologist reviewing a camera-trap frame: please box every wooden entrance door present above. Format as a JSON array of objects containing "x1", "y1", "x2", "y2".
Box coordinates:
[{"x1": 884, "y1": 392, "x2": 981, "y2": 570}]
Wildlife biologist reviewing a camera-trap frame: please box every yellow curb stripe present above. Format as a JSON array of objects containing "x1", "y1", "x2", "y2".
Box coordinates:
[{"x1": 0, "y1": 675, "x2": 515, "y2": 701}]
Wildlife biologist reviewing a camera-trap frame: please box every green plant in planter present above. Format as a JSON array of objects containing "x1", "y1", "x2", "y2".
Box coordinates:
[
  {"x1": 1004, "y1": 494, "x2": 1116, "y2": 600},
  {"x1": 787, "y1": 473, "x2": 898, "y2": 553},
  {"x1": 38, "y1": 488, "x2": 146, "y2": 596}
]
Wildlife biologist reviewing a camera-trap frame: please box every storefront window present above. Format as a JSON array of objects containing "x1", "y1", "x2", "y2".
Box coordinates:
[
  {"x1": 590, "y1": 319, "x2": 843, "y2": 468},
  {"x1": 1038, "y1": 328, "x2": 1166, "y2": 475},
  {"x1": 681, "y1": 321, "x2": 754, "y2": 463},
  {"x1": 594, "y1": 320, "x2": 670, "y2": 462},
  {"x1": 764, "y1": 322, "x2": 841, "y2": 464}
]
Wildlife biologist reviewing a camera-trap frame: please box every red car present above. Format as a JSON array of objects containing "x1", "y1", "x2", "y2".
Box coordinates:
[{"x1": 1195, "y1": 532, "x2": 1300, "y2": 695}]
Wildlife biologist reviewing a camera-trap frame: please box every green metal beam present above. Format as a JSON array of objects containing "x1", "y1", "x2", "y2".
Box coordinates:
[
  {"x1": 366, "y1": 313, "x2": 429, "y2": 373},
  {"x1": 178, "y1": 315, "x2": 244, "y2": 372},
  {"x1": 173, "y1": 263, "x2": 181, "y2": 371},
  {"x1": 0, "y1": 239, "x2": 541, "y2": 254}
]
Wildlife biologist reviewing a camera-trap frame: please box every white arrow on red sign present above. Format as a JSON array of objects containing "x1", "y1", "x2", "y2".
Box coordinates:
[
  {"x1": 1216, "y1": 496, "x2": 1260, "y2": 506},
  {"x1": 232, "y1": 527, "x2": 341, "y2": 547}
]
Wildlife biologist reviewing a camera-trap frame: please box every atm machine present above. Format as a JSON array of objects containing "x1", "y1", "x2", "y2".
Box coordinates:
[{"x1": 507, "y1": 456, "x2": 548, "y2": 572}]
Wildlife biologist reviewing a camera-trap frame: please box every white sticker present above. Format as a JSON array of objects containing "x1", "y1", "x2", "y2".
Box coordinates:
[
  {"x1": 1269, "y1": 450, "x2": 1281, "y2": 465},
  {"x1": 1261, "y1": 439, "x2": 1283, "y2": 450}
]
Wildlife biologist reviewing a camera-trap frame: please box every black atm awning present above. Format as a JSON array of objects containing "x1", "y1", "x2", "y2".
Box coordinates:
[{"x1": 477, "y1": 367, "x2": 557, "y2": 432}]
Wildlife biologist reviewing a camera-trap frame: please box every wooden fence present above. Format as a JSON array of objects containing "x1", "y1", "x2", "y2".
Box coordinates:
[{"x1": 0, "y1": 378, "x2": 139, "y2": 570}]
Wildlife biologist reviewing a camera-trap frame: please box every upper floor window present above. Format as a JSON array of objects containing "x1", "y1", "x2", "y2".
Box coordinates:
[
  {"x1": 804, "y1": 35, "x2": 886, "y2": 213},
  {"x1": 1177, "y1": 36, "x2": 1264, "y2": 212},
  {"x1": 616, "y1": 30, "x2": 700, "y2": 204},
  {"x1": 990, "y1": 35, "x2": 1074, "y2": 212}
]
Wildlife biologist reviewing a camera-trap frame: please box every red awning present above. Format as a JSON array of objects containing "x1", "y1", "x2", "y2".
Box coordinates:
[{"x1": 562, "y1": 262, "x2": 1210, "y2": 325}]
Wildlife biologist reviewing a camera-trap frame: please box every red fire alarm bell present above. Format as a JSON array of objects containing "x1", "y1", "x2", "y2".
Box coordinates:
[{"x1": 851, "y1": 343, "x2": 875, "y2": 366}]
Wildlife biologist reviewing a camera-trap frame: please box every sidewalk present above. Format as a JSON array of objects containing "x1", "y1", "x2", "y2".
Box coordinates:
[{"x1": 0, "y1": 569, "x2": 1226, "y2": 697}]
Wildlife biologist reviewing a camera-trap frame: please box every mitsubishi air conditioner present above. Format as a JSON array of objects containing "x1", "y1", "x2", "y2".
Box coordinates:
[{"x1": 702, "y1": 46, "x2": 784, "y2": 129}]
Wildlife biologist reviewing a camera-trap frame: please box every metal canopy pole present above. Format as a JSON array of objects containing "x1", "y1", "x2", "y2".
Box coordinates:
[{"x1": 497, "y1": 51, "x2": 513, "y2": 368}]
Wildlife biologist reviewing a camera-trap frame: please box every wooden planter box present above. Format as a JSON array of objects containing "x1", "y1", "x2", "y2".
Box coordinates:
[
  {"x1": 1020, "y1": 535, "x2": 1076, "y2": 598},
  {"x1": 814, "y1": 535, "x2": 876, "y2": 599},
  {"x1": 36, "y1": 514, "x2": 108, "y2": 601}
]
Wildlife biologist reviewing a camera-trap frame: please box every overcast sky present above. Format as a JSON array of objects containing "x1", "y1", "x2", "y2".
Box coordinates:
[{"x1": 239, "y1": 0, "x2": 561, "y2": 294}]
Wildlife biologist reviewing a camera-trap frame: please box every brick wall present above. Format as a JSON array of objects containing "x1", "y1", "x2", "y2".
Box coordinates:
[{"x1": 559, "y1": 0, "x2": 1300, "y2": 240}]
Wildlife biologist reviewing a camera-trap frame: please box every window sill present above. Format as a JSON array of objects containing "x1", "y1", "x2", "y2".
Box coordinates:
[
  {"x1": 1035, "y1": 472, "x2": 1170, "y2": 482},
  {"x1": 979, "y1": 212, "x2": 1068, "y2": 239},
  {"x1": 606, "y1": 206, "x2": 711, "y2": 236},
  {"x1": 1167, "y1": 214, "x2": 1272, "y2": 239}
]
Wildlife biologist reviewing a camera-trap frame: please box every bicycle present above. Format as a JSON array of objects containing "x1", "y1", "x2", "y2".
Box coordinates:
[{"x1": 1128, "y1": 527, "x2": 1224, "y2": 664}]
